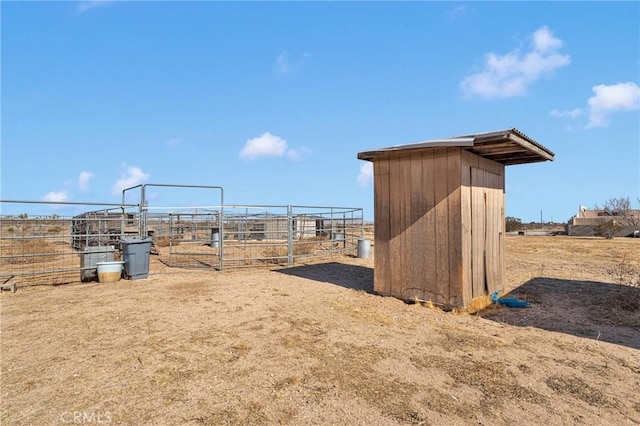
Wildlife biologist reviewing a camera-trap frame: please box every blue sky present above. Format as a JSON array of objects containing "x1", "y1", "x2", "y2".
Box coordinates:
[{"x1": 1, "y1": 1, "x2": 639, "y2": 222}]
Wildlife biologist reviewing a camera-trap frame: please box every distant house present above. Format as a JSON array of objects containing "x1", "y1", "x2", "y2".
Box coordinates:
[{"x1": 567, "y1": 206, "x2": 640, "y2": 237}]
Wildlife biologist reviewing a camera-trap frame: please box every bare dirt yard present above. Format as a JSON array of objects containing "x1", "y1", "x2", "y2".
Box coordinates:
[{"x1": 1, "y1": 235, "x2": 639, "y2": 425}]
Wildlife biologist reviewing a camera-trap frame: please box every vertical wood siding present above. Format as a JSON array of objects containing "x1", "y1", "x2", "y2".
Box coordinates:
[
  {"x1": 461, "y1": 151, "x2": 505, "y2": 304},
  {"x1": 373, "y1": 148, "x2": 504, "y2": 308}
]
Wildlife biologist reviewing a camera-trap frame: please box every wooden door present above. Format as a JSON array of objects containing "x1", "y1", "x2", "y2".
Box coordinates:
[{"x1": 470, "y1": 167, "x2": 503, "y2": 297}]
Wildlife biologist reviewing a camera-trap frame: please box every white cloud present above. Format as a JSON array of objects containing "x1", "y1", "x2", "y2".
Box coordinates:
[
  {"x1": 43, "y1": 191, "x2": 70, "y2": 203},
  {"x1": 274, "y1": 51, "x2": 309, "y2": 75},
  {"x1": 460, "y1": 26, "x2": 570, "y2": 99},
  {"x1": 551, "y1": 82, "x2": 640, "y2": 128},
  {"x1": 76, "y1": 0, "x2": 113, "y2": 14},
  {"x1": 111, "y1": 166, "x2": 150, "y2": 195},
  {"x1": 77, "y1": 171, "x2": 95, "y2": 191},
  {"x1": 587, "y1": 82, "x2": 640, "y2": 128},
  {"x1": 239, "y1": 132, "x2": 288, "y2": 160},
  {"x1": 357, "y1": 162, "x2": 373, "y2": 187},
  {"x1": 239, "y1": 132, "x2": 311, "y2": 161},
  {"x1": 549, "y1": 108, "x2": 583, "y2": 119},
  {"x1": 286, "y1": 146, "x2": 311, "y2": 161}
]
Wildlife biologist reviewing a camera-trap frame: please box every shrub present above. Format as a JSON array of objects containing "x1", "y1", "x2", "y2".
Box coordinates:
[
  {"x1": 155, "y1": 237, "x2": 179, "y2": 247},
  {"x1": 262, "y1": 246, "x2": 287, "y2": 265},
  {"x1": 607, "y1": 256, "x2": 640, "y2": 288},
  {"x1": 594, "y1": 219, "x2": 620, "y2": 239}
]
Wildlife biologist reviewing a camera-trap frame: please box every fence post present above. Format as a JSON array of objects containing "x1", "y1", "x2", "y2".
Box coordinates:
[{"x1": 287, "y1": 205, "x2": 293, "y2": 267}]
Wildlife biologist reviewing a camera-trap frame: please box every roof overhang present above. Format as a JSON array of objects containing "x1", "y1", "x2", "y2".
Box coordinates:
[{"x1": 357, "y1": 128, "x2": 554, "y2": 165}]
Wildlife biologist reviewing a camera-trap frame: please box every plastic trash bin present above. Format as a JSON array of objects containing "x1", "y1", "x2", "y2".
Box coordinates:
[{"x1": 120, "y1": 237, "x2": 152, "y2": 280}]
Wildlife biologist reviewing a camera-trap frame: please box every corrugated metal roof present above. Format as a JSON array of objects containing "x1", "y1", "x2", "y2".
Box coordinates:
[{"x1": 357, "y1": 128, "x2": 555, "y2": 165}]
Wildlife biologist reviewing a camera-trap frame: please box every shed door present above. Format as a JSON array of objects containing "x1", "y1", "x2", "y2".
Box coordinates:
[{"x1": 470, "y1": 167, "x2": 503, "y2": 297}]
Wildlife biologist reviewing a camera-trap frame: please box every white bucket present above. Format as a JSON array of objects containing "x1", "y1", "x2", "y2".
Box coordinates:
[
  {"x1": 357, "y1": 239, "x2": 371, "y2": 259},
  {"x1": 96, "y1": 261, "x2": 124, "y2": 283}
]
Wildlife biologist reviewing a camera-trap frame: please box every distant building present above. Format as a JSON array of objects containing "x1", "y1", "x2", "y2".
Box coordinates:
[{"x1": 567, "y1": 206, "x2": 640, "y2": 237}]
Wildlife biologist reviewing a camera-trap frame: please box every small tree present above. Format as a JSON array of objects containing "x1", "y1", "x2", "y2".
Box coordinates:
[
  {"x1": 595, "y1": 197, "x2": 640, "y2": 227},
  {"x1": 594, "y1": 219, "x2": 621, "y2": 239},
  {"x1": 505, "y1": 216, "x2": 522, "y2": 232}
]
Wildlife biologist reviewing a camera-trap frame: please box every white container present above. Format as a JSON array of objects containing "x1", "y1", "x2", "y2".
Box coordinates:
[
  {"x1": 357, "y1": 239, "x2": 371, "y2": 259},
  {"x1": 95, "y1": 261, "x2": 124, "y2": 283}
]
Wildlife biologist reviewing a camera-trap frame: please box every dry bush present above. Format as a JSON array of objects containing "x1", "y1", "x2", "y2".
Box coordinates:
[
  {"x1": 607, "y1": 255, "x2": 640, "y2": 288},
  {"x1": 595, "y1": 220, "x2": 621, "y2": 239},
  {"x1": 261, "y1": 237, "x2": 326, "y2": 264},
  {"x1": 293, "y1": 236, "x2": 326, "y2": 255},
  {"x1": 601, "y1": 256, "x2": 640, "y2": 327},
  {"x1": 155, "y1": 237, "x2": 179, "y2": 247},
  {"x1": 261, "y1": 246, "x2": 287, "y2": 265},
  {"x1": 47, "y1": 226, "x2": 64, "y2": 233}
]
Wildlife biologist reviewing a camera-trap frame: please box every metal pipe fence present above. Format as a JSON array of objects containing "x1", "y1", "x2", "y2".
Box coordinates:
[
  {"x1": 1, "y1": 197, "x2": 364, "y2": 290},
  {"x1": 0, "y1": 200, "x2": 141, "y2": 290},
  {"x1": 147, "y1": 204, "x2": 363, "y2": 270}
]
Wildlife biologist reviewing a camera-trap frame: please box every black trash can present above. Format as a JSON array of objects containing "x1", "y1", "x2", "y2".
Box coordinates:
[{"x1": 120, "y1": 237, "x2": 152, "y2": 280}]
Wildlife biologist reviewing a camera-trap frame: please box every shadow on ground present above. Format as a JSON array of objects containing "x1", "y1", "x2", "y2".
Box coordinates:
[
  {"x1": 480, "y1": 277, "x2": 640, "y2": 350},
  {"x1": 276, "y1": 262, "x2": 374, "y2": 293}
]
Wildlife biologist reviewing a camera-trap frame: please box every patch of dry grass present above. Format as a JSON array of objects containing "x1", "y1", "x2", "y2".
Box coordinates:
[
  {"x1": 546, "y1": 375, "x2": 616, "y2": 408},
  {"x1": 463, "y1": 294, "x2": 494, "y2": 314},
  {"x1": 436, "y1": 324, "x2": 509, "y2": 352},
  {"x1": 261, "y1": 236, "x2": 328, "y2": 264},
  {"x1": 595, "y1": 256, "x2": 640, "y2": 327},
  {"x1": 419, "y1": 388, "x2": 478, "y2": 421},
  {"x1": 411, "y1": 354, "x2": 547, "y2": 411},
  {"x1": 329, "y1": 299, "x2": 396, "y2": 325},
  {"x1": 1, "y1": 239, "x2": 58, "y2": 264},
  {"x1": 155, "y1": 237, "x2": 179, "y2": 247},
  {"x1": 309, "y1": 342, "x2": 425, "y2": 424}
]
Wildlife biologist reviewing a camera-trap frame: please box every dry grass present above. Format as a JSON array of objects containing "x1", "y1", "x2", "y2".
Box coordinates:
[
  {"x1": 597, "y1": 260, "x2": 640, "y2": 326},
  {"x1": 1, "y1": 239, "x2": 58, "y2": 264},
  {"x1": 261, "y1": 236, "x2": 327, "y2": 264},
  {"x1": 545, "y1": 375, "x2": 616, "y2": 408},
  {"x1": 154, "y1": 237, "x2": 180, "y2": 247},
  {"x1": 462, "y1": 294, "x2": 494, "y2": 315},
  {"x1": 2, "y1": 235, "x2": 640, "y2": 425},
  {"x1": 293, "y1": 235, "x2": 327, "y2": 255}
]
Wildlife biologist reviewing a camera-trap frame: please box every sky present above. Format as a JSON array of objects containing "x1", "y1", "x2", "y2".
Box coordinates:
[{"x1": 1, "y1": 1, "x2": 639, "y2": 223}]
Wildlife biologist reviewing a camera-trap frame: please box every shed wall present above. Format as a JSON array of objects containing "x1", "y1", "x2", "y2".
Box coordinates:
[
  {"x1": 372, "y1": 148, "x2": 505, "y2": 308},
  {"x1": 373, "y1": 147, "x2": 463, "y2": 306}
]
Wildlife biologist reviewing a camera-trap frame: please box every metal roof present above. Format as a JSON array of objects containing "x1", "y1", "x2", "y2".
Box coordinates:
[{"x1": 357, "y1": 128, "x2": 555, "y2": 165}]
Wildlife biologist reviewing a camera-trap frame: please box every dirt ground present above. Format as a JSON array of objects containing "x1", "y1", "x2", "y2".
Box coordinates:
[{"x1": 1, "y1": 236, "x2": 639, "y2": 425}]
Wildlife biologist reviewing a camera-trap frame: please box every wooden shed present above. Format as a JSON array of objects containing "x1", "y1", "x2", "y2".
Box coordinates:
[{"x1": 357, "y1": 128, "x2": 554, "y2": 308}]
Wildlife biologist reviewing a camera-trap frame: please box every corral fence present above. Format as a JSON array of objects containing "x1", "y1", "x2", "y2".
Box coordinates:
[
  {"x1": 0, "y1": 200, "x2": 141, "y2": 290},
  {"x1": 1, "y1": 188, "x2": 364, "y2": 290},
  {"x1": 143, "y1": 205, "x2": 363, "y2": 270},
  {"x1": 159, "y1": 205, "x2": 363, "y2": 270}
]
